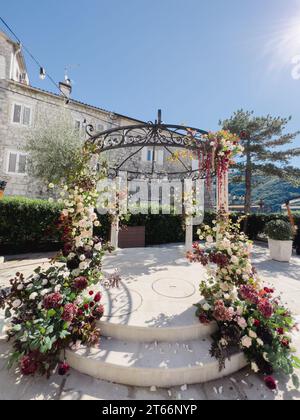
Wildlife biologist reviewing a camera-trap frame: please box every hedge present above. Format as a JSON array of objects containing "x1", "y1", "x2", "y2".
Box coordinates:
[{"x1": 1, "y1": 197, "x2": 300, "y2": 255}]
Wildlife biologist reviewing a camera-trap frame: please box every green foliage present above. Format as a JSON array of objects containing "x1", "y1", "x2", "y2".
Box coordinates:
[
  {"x1": 265, "y1": 219, "x2": 294, "y2": 241},
  {"x1": 25, "y1": 113, "x2": 83, "y2": 185},
  {"x1": 0, "y1": 197, "x2": 63, "y2": 254},
  {"x1": 1, "y1": 197, "x2": 299, "y2": 254}
]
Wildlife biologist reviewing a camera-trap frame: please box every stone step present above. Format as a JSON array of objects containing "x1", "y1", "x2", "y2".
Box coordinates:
[
  {"x1": 97, "y1": 319, "x2": 217, "y2": 343},
  {"x1": 65, "y1": 337, "x2": 247, "y2": 388}
]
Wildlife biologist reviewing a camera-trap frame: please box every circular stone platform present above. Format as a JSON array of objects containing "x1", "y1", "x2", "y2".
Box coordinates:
[{"x1": 99, "y1": 245, "x2": 216, "y2": 342}]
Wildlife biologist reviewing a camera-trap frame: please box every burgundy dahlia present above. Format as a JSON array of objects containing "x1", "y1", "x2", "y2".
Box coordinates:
[
  {"x1": 20, "y1": 354, "x2": 38, "y2": 376},
  {"x1": 58, "y1": 362, "x2": 70, "y2": 376},
  {"x1": 73, "y1": 276, "x2": 88, "y2": 291},
  {"x1": 253, "y1": 320, "x2": 260, "y2": 327},
  {"x1": 258, "y1": 299, "x2": 273, "y2": 319},
  {"x1": 62, "y1": 303, "x2": 78, "y2": 322},
  {"x1": 277, "y1": 328, "x2": 284, "y2": 335},
  {"x1": 239, "y1": 285, "x2": 259, "y2": 305},
  {"x1": 43, "y1": 292, "x2": 63, "y2": 310},
  {"x1": 264, "y1": 376, "x2": 277, "y2": 391}
]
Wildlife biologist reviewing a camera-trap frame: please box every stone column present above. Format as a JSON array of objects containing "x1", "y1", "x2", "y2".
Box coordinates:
[
  {"x1": 185, "y1": 216, "x2": 194, "y2": 252},
  {"x1": 110, "y1": 215, "x2": 120, "y2": 249},
  {"x1": 217, "y1": 170, "x2": 229, "y2": 213}
]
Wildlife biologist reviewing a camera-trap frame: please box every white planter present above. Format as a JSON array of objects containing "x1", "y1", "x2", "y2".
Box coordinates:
[{"x1": 268, "y1": 239, "x2": 293, "y2": 262}]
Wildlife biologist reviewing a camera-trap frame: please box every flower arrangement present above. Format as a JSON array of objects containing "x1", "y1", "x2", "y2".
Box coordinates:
[
  {"x1": 188, "y1": 213, "x2": 300, "y2": 390},
  {"x1": 0, "y1": 142, "x2": 119, "y2": 377}
]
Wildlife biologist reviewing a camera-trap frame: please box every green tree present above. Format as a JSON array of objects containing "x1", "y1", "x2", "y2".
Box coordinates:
[
  {"x1": 25, "y1": 112, "x2": 84, "y2": 185},
  {"x1": 221, "y1": 110, "x2": 300, "y2": 213}
]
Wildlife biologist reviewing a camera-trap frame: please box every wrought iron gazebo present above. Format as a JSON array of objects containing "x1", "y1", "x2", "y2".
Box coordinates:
[{"x1": 85, "y1": 110, "x2": 229, "y2": 250}]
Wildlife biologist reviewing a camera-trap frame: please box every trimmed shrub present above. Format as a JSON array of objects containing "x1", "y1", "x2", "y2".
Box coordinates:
[
  {"x1": 0, "y1": 197, "x2": 63, "y2": 254},
  {"x1": 265, "y1": 219, "x2": 294, "y2": 241},
  {"x1": 1, "y1": 197, "x2": 300, "y2": 254}
]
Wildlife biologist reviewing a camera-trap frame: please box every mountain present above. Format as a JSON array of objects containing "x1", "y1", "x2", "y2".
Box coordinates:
[{"x1": 229, "y1": 177, "x2": 300, "y2": 213}]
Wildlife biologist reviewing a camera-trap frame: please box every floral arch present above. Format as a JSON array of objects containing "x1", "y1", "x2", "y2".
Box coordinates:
[{"x1": 0, "y1": 111, "x2": 299, "y2": 391}]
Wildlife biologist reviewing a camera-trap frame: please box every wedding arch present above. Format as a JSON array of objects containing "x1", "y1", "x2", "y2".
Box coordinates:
[{"x1": 85, "y1": 110, "x2": 230, "y2": 250}]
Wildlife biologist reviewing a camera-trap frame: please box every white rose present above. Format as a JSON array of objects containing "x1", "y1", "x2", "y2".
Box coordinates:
[
  {"x1": 12, "y1": 300, "x2": 22, "y2": 308},
  {"x1": 54, "y1": 285, "x2": 61, "y2": 293},
  {"x1": 257, "y1": 338, "x2": 264, "y2": 347},
  {"x1": 236, "y1": 306, "x2": 244, "y2": 316},
  {"x1": 79, "y1": 262, "x2": 88, "y2": 270},
  {"x1": 249, "y1": 330, "x2": 257, "y2": 339},
  {"x1": 94, "y1": 221, "x2": 100, "y2": 227},
  {"x1": 206, "y1": 235, "x2": 214, "y2": 244},
  {"x1": 26, "y1": 283, "x2": 33, "y2": 290},
  {"x1": 48, "y1": 183, "x2": 54, "y2": 189},
  {"x1": 94, "y1": 243, "x2": 102, "y2": 251},
  {"x1": 29, "y1": 292, "x2": 38, "y2": 301},
  {"x1": 202, "y1": 303, "x2": 211, "y2": 311},
  {"x1": 80, "y1": 255, "x2": 86, "y2": 262},
  {"x1": 241, "y1": 336, "x2": 252, "y2": 349},
  {"x1": 263, "y1": 353, "x2": 269, "y2": 362},
  {"x1": 42, "y1": 279, "x2": 48, "y2": 286},
  {"x1": 231, "y1": 256, "x2": 239, "y2": 264},
  {"x1": 40, "y1": 289, "x2": 50, "y2": 297},
  {"x1": 17, "y1": 284, "x2": 24, "y2": 291}
]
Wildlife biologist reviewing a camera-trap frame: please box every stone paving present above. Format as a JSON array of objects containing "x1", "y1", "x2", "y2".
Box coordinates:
[{"x1": 0, "y1": 244, "x2": 300, "y2": 400}]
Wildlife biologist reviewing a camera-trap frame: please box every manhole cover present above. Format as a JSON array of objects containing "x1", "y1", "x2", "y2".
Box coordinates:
[{"x1": 152, "y1": 278, "x2": 196, "y2": 299}]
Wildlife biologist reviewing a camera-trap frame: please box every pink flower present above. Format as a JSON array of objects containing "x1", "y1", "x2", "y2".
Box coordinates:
[
  {"x1": 237, "y1": 317, "x2": 247, "y2": 330},
  {"x1": 62, "y1": 303, "x2": 78, "y2": 322},
  {"x1": 239, "y1": 285, "x2": 259, "y2": 305},
  {"x1": 258, "y1": 300, "x2": 273, "y2": 319},
  {"x1": 213, "y1": 300, "x2": 234, "y2": 322},
  {"x1": 93, "y1": 305, "x2": 104, "y2": 319},
  {"x1": 43, "y1": 293, "x2": 63, "y2": 310}
]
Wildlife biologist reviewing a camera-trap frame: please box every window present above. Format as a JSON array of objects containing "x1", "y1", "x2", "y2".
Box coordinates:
[
  {"x1": 147, "y1": 149, "x2": 153, "y2": 162},
  {"x1": 75, "y1": 120, "x2": 81, "y2": 131},
  {"x1": 7, "y1": 151, "x2": 28, "y2": 175},
  {"x1": 12, "y1": 104, "x2": 31, "y2": 126},
  {"x1": 142, "y1": 147, "x2": 164, "y2": 164}
]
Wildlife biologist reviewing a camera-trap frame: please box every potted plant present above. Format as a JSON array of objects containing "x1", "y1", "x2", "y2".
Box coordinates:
[
  {"x1": 0, "y1": 180, "x2": 7, "y2": 199},
  {"x1": 265, "y1": 219, "x2": 294, "y2": 262}
]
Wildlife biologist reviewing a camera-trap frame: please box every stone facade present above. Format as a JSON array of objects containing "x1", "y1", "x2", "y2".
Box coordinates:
[{"x1": 0, "y1": 31, "x2": 195, "y2": 199}]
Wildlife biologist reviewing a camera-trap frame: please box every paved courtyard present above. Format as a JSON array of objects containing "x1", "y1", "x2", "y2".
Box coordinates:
[{"x1": 0, "y1": 244, "x2": 300, "y2": 400}]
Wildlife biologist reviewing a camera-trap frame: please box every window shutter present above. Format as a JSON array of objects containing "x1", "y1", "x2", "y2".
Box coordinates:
[
  {"x1": 0, "y1": 55, "x2": 5, "y2": 79},
  {"x1": 157, "y1": 150, "x2": 164, "y2": 165},
  {"x1": 13, "y1": 105, "x2": 22, "y2": 123},
  {"x1": 18, "y1": 155, "x2": 27, "y2": 174},
  {"x1": 23, "y1": 107, "x2": 31, "y2": 125},
  {"x1": 8, "y1": 153, "x2": 17, "y2": 172}
]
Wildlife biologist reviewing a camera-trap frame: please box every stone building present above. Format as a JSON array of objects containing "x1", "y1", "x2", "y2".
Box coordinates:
[{"x1": 1, "y1": 31, "x2": 191, "y2": 199}]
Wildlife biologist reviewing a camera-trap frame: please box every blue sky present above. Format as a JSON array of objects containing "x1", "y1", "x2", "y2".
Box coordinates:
[{"x1": 1, "y1": 0, "x2": 300, "y2": 165}]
